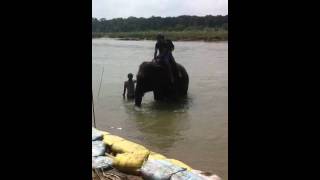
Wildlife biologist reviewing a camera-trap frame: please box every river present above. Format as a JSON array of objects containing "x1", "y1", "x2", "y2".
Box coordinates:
[{"x1": 92, "y1": 38, "x2": 228, "y2": 179}]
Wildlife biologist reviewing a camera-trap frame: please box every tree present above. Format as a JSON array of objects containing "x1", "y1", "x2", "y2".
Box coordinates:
[{"x1": 92, "y1": 15, "x2": 228, "y2": 33}]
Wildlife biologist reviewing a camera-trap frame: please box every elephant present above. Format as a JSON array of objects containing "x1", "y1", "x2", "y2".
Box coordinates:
[{"x1": 134, "y1": 61, "x2": 189, "y2": 106}]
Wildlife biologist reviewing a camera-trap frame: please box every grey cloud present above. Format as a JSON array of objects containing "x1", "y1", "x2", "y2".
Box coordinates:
[{"x1": 93, "y1": 0, "x2": 228, "y2": 19}]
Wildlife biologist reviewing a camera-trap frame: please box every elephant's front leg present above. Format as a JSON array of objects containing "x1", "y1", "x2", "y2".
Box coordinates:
[
  {"x1": 153, "y1": 90, "x2": 160, "y2": 101},
  {"x1": 153, "y1": 89, "x2": 164, "y2": 101}
]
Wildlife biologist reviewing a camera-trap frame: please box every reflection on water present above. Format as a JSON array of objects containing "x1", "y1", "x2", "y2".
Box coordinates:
[{"x1": 93, "y1": 38, "x2": 228, "y2": 180}]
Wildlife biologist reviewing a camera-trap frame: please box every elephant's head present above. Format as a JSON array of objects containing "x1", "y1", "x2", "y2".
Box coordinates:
[
  {"x1": 134, "y1": 88, "x2": 143, "y2": 107},
  {"x1": 134, "y1": 62, "x2": 155, "y2": 107}
]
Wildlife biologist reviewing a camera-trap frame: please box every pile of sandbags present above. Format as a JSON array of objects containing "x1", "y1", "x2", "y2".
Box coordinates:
[
  {"x1": 92, "y1": 127, "x2": 221, "y2": 180},
  {"x1": 92, "y1": 128, "x2": 113, "y2": 170}
]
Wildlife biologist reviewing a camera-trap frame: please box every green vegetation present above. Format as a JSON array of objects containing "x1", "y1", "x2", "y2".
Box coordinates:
[
  {"x1": 92, "y1": 15, "x2": 228, "y2": 41},
  {"x1": 93, "y1": 29, "x2": 227, "y2": 41}
]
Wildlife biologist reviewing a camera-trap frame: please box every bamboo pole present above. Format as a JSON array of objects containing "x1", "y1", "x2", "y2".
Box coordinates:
[
  {"x1": 92, "y1": 91, "x2": 96, "y2": 128},
  {"x1": 98, "y1": 66, "x2": 104, "y2": 97}
]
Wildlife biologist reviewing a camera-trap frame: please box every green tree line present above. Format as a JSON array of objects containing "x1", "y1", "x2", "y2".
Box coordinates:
[{"x1": 92, "y1": 15, "x2": 228, "y2": 33}]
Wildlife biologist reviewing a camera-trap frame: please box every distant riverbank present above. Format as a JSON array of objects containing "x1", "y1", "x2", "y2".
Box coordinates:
[{"x1": 92, "y1": 30, "x2": 228, "y2": 41}]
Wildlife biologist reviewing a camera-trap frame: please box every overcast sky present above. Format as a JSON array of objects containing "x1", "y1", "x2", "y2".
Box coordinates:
[{"x1": 93, "y1": 0, "x2": 228, "y2": 19}]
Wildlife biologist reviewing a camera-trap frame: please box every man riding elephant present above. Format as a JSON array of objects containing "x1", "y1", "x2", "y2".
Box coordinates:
[
  {"x1": 154, "y1": 34, "x2": 178, "y2": 84},
  {"x1": 133, "y1": 34, "x2": 188, "y2": 106}
]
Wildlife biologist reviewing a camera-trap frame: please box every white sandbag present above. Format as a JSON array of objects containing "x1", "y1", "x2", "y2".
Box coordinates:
[
  {"x1": 141, "y1": 159, "x2": 186, "y2": 180},
  {"x1": 92, "y1": 127, "x2": 103, "y2": 141},
  {"x1": 171, "y1": 170, "x2": 204, "y2": 180},
  {"x1": 92, "y1": 156, "x2": 113, "y2": 169},
  {"x1": 191, "y1": 170, "x2": 221, "y2": 180},
  {"x1": 92, "y1": 140, "x2": 106, "y2": 157}
]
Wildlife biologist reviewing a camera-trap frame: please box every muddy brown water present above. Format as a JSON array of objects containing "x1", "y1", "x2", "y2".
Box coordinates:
[{"x1": 92, "y1": 38, "x2": 228, "y2": 179}]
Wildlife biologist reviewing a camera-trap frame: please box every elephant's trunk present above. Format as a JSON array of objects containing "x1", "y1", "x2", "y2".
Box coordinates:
[
  {"x1": 135, "y1": 85, "x2": 143, "y2": 107},
  {"x1": 135, "y1": 96, "x2": 142, "y2": 107}
]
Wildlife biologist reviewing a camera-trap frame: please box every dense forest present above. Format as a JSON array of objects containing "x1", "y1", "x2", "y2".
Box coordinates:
[{"x1": 92, "y1": 15, "x2": 228, "y2": 32}]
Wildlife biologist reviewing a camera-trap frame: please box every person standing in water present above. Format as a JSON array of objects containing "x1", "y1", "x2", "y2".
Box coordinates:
[{"x1": 123, "y1": 73, "x2": 136, "y2": 100}]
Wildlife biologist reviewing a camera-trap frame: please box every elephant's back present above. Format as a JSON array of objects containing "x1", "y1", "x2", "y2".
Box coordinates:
[
  {"x1": 138, "y1": 61, "x2": 165, "y2": 72},
  {"x1": 137, "y1": 61, "x2": 166, "y2": 78}
]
